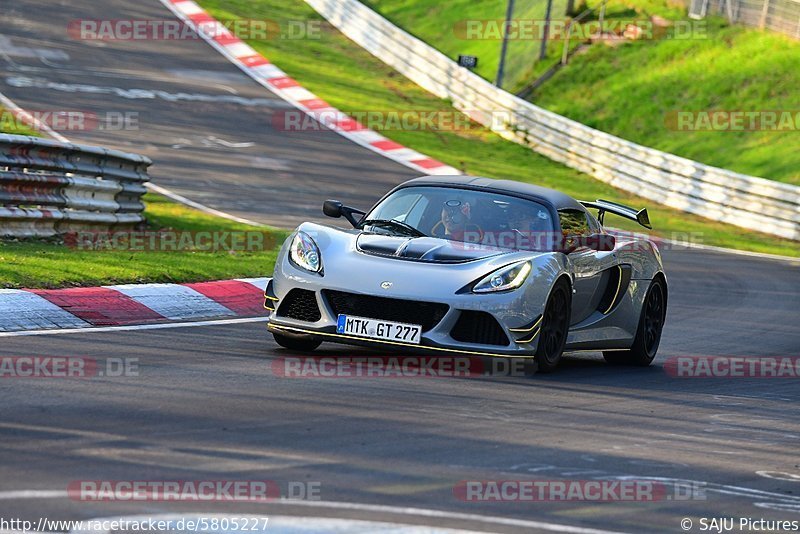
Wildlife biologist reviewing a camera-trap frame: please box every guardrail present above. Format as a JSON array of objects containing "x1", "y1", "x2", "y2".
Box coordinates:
[
  {"x1": 305, "y1": 0, "x2": 800, "y2": 241},
  {"x1": 0, "y1": 134, "x2": 151, "y2": 237},
  {"x1": 690, "y1": 0, "x2": 800, "y2": 40}
]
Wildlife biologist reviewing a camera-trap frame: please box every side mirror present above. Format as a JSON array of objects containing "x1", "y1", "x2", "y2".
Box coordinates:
[
  {"x1": 322, "y1": 199, "x2": 365, "y2": 228},
  {"x1": 323, "y1": 199, "x2": 343, "y2": 218},
  {"x1": 584, "y1": 233, "x2": 615, "y2": 252}
]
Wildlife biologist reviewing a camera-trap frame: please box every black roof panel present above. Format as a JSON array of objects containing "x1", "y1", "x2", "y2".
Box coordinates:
[{"x1": 399, "y1": 175, "x2": 584, "y2": 211}]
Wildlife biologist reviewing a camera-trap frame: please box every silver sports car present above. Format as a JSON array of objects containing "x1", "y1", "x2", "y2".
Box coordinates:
[{"x1": 266, "y1": 175, "x2": 667, "y2": 372}]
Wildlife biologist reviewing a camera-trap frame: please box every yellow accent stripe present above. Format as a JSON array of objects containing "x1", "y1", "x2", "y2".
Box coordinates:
[
  {"x1": 603, "y1": 265, "x2": 623, "y2": 315},
  {"x1": 561, "y1": 348, "x2": 629, "y2": 354},
  {"x1": 264, "y1": 295, "x2": 280, "y2": 301},
  {"x1": 515, "y1": 327, "x2": 541, "y2": 344},
  {"x1": 268, "y1": 323, "x2": 532, "y2": 359},
  {"x1": 508, "y1": 315, "x2": 542, "y2": 333}
]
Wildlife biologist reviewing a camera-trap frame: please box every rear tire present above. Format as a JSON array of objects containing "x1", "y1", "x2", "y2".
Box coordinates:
[
  {"x1": 535, "y1": 278, "x2": 572, "y2": 373},
  {"x1": 604, "y1": 276, "x2": 666, "y2": 366},
  {"x1": 273, "y1": 332, "x2": 322, "y2": 352}
]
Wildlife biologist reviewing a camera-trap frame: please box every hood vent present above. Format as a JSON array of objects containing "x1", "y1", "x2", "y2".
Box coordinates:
[{"x1": 357, "y1": 234, "x2": 505, "y2": 263}]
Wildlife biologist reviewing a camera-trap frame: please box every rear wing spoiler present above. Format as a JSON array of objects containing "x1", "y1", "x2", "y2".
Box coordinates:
[{"x1": 579, "y1": 199, "x2": 652, "y2": 229}]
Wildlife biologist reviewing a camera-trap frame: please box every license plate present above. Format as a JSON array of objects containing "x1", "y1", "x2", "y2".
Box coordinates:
[{"x1": 336, "y1": 314, "x2": 422, "y2": 344}]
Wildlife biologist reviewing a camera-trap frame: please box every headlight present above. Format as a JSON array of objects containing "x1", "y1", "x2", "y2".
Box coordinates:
[
  {"x1": 473, "y1": 260, "x2": 531, "y2": 293},
  {"x1": 289, "y1": 231, "x2": 322, "y2": 273}
]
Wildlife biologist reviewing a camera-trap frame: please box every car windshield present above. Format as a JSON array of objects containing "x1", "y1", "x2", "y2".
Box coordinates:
[{"x1": 363, "y1": 185, "x2": 555, "y2": 251}]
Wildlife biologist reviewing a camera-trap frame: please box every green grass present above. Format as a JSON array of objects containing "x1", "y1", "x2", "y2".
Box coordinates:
[
  {"x1": 0, "y1": 194, "x2": 287, "y2": 289},
  {"x1": 359, "y1": 0, "x2": 800, "y2": 185},
  {"x1": 597, "y1": 0, "x2": 691, "y2": 18},
  {"x1": 196, "y1": 0, "x2": 797, "y2": 256},
  {"x1": 0, "y1": 107, "x2": 41, "y2": 136}
]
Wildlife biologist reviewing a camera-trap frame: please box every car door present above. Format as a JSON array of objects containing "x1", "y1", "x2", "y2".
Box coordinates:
[{"x1": 558, "y1": 209, "x2": 617, "y2": 324}]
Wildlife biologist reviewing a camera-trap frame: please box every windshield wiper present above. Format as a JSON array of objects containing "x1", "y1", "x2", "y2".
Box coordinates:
[{"x1": 359, "y1": 219, "x2": 426, "y2": 238}]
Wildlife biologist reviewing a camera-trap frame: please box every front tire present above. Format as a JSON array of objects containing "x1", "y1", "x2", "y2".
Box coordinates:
[
  {"x1": 604, "y1": 276, "x2": 666, "y2": 366},
  {"x1": 535, "y1": 278, "x2": 572, "y2": 373},
  {"x1": 273, "y1": 332, "x2": 322, "y2": 352}
]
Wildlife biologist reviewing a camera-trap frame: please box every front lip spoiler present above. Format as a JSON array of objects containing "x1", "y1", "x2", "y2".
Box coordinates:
[{"x1": 268, "y1": 322, "x2": 535, "y2": 359}]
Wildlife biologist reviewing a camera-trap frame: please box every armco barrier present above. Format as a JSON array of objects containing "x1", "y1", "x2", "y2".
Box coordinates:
[
  {"x1": 0, "y1": 134, "x2": 151, "y2": 237},
  {"x1": 305, "y1": 0, "x2": 800, "y2": 241}
]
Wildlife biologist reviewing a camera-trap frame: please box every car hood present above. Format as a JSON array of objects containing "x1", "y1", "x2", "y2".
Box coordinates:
[
  {"x1": 356, "y1": 233, "x2": 507, "y2": 263},
  {"x1": 280, "y1": 222, "x2": 562, "y2": 300}
]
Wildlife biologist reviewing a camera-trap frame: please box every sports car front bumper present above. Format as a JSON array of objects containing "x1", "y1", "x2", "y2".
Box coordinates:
[{"x1": 266, "y1": 243, "x2": 565, "y2": 358}]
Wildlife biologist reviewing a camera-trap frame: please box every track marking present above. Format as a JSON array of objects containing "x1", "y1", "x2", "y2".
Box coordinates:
[
  {"x1": 0, "y1": 316, "x2": 269, "y2": 337},
  {"x1": 612, "y1": 476, "x2": 800, "y2": 504},
  {"x1": 105, "y1": 283, "x2": 236, "y2": 321},
  {"x1": 755, "y1": 502, "x2": 800, "y2": 513},
  {"x1": 0, "y1": 490, "x2": 67, "y2": 499},
  {"x1": 0, "y1": 35, "x2": 69, "y2": 61},
  {"x1": 0, "y1": 289, "x2": 91, "y2": 331},
  {"x1": 756, "y1": 471, "x2": 800, "y2": 483},
  {"x1": 0, "y1": 89, "x2": 69, "y2": 141},
  {"x1": 5, "y1": 76, "x2": 288, "y2": 107},
  {"x1": 143, "y1": 183, "x2": 265, "y2": 226}
]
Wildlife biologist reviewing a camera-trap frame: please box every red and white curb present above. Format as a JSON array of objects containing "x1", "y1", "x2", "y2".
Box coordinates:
[
  {"x1": 159, "y1": 0, "x2": 461, "y2": 176},
  {"x1": 0, "y1": 278, "x2": 269, "y2": 333}
]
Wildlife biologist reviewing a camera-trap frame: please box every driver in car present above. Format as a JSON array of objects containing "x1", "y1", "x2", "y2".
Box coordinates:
[{"x1": 433, "y1": 199, "x2": 481, "y2": 242}]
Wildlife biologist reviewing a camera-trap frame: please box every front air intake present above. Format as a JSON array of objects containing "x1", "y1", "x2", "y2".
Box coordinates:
[
  {"x1": 277, "y1": 289, "x2": 322, "y2": 322},
  {"x1": 450, "y1": 311, "x2": 509, "y2": 346}
]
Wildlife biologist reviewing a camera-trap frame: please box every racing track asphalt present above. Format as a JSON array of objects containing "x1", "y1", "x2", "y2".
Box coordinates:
[{"x1": 1, "y1": 0, "x2": 799, "y2": 532}]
